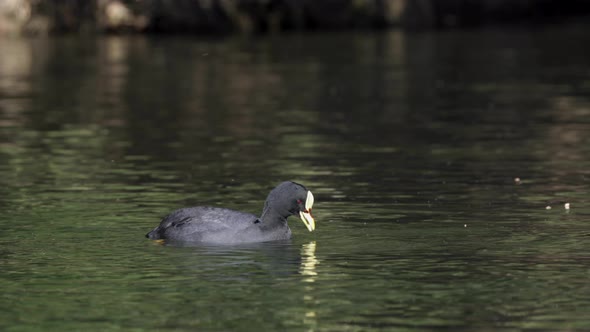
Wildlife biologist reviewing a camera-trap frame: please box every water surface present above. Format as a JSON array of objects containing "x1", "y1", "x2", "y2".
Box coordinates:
[{"x1": 1, "y1": 23, "x2": 590, "y2": 331}]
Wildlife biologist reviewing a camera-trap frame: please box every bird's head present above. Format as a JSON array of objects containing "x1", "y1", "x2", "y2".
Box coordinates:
[{"x1": 265, "y1": 181, "x2": 316, "y2": 232}]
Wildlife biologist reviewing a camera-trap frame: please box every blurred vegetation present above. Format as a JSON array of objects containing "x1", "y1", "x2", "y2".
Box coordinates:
[{"x1": 1, "y1": 0, "x2": 590, "y2": 35}]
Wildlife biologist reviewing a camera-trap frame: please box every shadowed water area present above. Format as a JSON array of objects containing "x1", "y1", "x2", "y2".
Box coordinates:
[{"x1": 1, "y1": 23, "x2": 590, "y2": 331}]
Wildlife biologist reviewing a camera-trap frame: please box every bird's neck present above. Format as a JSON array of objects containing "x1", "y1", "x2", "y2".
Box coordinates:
[{"x1": 259, "y1": 205, "x2": 288, "y2": 229}]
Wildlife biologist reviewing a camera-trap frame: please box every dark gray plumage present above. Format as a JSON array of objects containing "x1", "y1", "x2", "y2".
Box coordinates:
[{"x1": 146, "y1": 181, "x2": 315, "y2": 244}]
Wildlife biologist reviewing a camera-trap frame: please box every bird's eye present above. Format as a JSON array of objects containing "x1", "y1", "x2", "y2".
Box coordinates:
[{"x1": 296, "y1": 199, "x2": 302, "y2": 205}]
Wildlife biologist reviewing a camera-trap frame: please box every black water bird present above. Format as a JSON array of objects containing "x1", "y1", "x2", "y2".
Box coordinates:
[{"x1": 146, "y1": 181, "x2": 315, "y2": 244}]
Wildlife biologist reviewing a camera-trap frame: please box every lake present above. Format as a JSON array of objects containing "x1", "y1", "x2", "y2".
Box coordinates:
[{"x1": 1, "y1": 22, "x2": 589, "y2": 331}]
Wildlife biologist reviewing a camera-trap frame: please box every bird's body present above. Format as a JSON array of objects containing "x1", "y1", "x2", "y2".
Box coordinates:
[
  {"x1": 146, "y1": 181, "x2": 315, "y2": 244},
  {"x1": 146, "y1": 206, "x2": 291, "y2": 244}
]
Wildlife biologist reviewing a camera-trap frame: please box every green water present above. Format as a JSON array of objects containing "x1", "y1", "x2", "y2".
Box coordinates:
[{"x1": 1, "y1": 23, "x2": 590, "y2": 331}]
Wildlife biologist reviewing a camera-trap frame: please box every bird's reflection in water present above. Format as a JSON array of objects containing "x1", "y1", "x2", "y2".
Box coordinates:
[
  {"x1": 152, "y1": 240, "x2": 320, "y2": 288},
  {"x1": 299, "y1": 241, "x2": 319, "y2": 327},
  {"x1": 300, "y1": 241, "x2": 318, "y2": 280},
  {"x1": 160, "y1": 240, "x2": 307, "y2": 281}
]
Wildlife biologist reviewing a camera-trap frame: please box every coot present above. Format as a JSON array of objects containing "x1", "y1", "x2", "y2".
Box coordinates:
[{"x1": 146, "y1": 181, "x2": 315, "y2": 244}]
